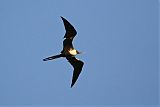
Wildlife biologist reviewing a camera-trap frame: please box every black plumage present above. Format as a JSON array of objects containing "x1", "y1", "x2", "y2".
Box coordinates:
[{"x1": 43, "y1": 16, "x2": 84, "y2": 88}]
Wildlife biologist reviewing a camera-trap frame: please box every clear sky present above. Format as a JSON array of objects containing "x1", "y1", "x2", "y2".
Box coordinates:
[{"x1": 0, "y1": 0, "x2": 159, "y2": 106}]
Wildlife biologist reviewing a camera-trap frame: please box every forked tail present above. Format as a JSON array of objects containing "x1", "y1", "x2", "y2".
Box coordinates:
[{"x1": 43, "y1": 54, "x2": 64, "y2": 61}]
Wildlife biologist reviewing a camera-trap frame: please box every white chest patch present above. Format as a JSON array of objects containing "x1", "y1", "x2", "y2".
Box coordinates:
[{"x1": 69, "y1": 49, "x2": 77, "y2": 55}]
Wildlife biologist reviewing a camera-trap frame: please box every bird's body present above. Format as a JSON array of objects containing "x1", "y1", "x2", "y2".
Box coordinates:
[{"x1": 43, "y1": 16, "x2": 84, "y2": 88}]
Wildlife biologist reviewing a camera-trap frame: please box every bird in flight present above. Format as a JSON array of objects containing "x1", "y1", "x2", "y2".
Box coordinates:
[{"x1": 43, "y1": 16, "x2": 84, "y2": 88}]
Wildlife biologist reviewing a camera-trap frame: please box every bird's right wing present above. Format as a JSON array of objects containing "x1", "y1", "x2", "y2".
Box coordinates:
[
  {"x1": 61, "y1": 16, "x2": 77, "y2": 39},
  {"x1": 66, "y1": 56, "x2": 84, "y2": 87}
]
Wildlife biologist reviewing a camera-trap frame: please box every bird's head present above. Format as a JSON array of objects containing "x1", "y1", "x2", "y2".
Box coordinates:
[{"x1": 76, "y1": 50, "x2": 83, "y2": 54}]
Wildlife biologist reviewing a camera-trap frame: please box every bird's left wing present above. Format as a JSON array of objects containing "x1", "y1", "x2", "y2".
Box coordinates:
[
  {"x1": 66, "y1": 56, "x2": 84, "y2": 88},
  {"x1": 61, "y1": 16, "x2": 77, "y2": 39}
]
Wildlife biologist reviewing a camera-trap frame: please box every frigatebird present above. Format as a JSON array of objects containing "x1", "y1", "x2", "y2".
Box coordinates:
[{"x1": 43, "y1": 16, "x2": 84, "y2": 88}]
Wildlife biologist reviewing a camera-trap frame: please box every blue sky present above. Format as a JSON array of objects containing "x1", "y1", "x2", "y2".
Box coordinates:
[{"x1": 0, "y1": 0, "x2": 159, "y2": 106}]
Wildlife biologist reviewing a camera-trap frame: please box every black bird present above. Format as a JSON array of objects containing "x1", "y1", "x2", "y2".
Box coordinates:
[{"x1": 43, "y1": 16, "x2": 84, "y2": 88}]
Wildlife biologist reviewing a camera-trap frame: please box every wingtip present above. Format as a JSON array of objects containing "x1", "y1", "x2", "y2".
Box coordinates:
[
  {"x1": 60, "y1": 16, "x2": 64, "y2": 20},
  {"x1": 71, "y1": 83, "x2": 74, "y2": 88}
]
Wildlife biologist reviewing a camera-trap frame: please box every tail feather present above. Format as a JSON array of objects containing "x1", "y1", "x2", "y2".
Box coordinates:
[{"x1": 43, "y1": 54, "x2": 63, "y2": 61}]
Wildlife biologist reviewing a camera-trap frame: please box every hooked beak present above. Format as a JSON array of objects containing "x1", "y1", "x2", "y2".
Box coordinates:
[{"x1": 77, "y1": 51, "x2": 84, "y2": 54}]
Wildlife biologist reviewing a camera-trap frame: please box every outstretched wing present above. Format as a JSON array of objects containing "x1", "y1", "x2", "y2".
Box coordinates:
[
  {"x1": 66, "y1": 56, "x2": 84, "y2": 87},
  {"x1": 61, "y1": 16, "x2": 77, "y2": 39}
]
